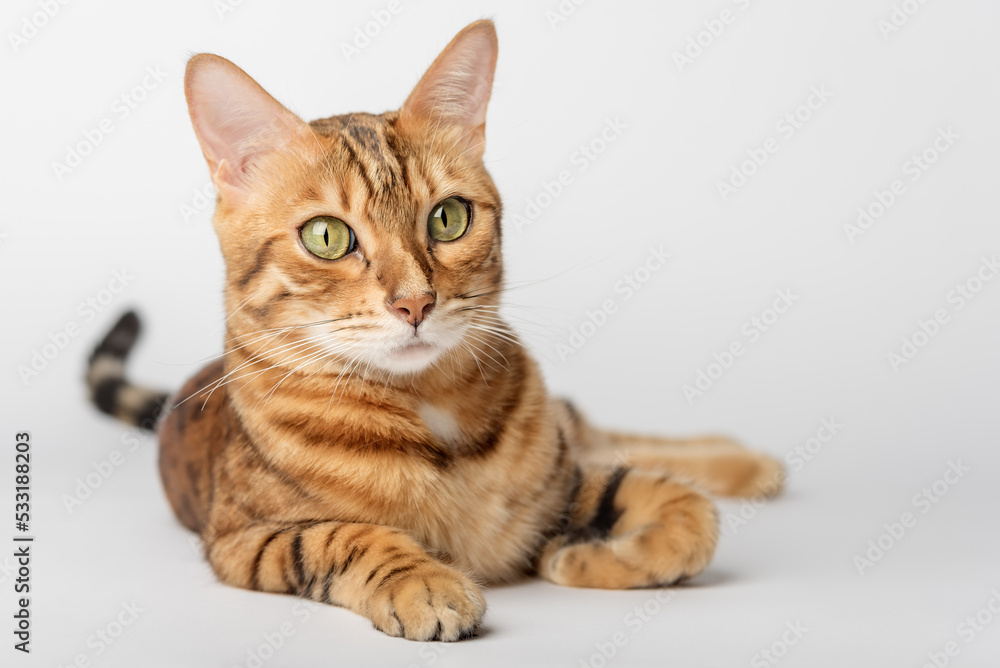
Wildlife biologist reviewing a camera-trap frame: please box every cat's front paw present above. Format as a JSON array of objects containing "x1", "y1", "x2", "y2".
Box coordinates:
[{"x1": 367, "y1": 563, "x2": 486, "y2": 641}]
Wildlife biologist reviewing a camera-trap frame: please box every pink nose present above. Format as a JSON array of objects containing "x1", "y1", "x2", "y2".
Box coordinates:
[{"x1": 389, "y1": 293, "x2": 436, "y2": 327}]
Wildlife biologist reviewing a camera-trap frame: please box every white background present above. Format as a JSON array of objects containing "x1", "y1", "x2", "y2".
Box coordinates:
[{"x1": 2, "y1": 0, "x2": 1000, "y2": 666}]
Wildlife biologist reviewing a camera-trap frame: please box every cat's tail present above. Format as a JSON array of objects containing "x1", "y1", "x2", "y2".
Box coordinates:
[{"x1": 86, "y1": 311, "x2": 171, "y2": 431}]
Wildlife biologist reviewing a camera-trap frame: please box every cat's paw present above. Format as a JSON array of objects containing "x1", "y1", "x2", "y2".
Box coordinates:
[
  {"x1": 367, "y1": 563, "x2": 486, "y2": 641},
  {"x1": 539, "y1": 472, "x2": 719, "y2": 589}
]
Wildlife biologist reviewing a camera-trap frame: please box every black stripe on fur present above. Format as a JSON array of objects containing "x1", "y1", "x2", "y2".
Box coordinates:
[
  {"x1": 89, "y1": 310, "x2": 140, "y2": 362},
  {"x1": 93, "y1": 377, "x2": 126, "y2": 415},
  {"x1": 565, "y1": 467, "x2": 629, "y2": 545},
  {"x1": 87, "y1": 310, "x2": 172, "y2": 430}
]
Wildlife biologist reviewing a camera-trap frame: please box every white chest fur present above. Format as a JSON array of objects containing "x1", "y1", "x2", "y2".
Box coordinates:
[{"x1": 418, "y1": 401, "x2": 464, "y2": 447}]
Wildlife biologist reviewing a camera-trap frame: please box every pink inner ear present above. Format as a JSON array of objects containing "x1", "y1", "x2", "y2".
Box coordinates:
[
  {"x1": 402, "y1": 22, "x2": 498, "y2": 131},
  {"x1": 185, "y1": 55, "x2": 305, "y2": 190}
]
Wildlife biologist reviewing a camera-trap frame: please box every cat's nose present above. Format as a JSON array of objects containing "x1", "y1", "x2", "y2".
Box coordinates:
[{"x1": 388, "y1": 293, "x2": 436, "y2": 327}]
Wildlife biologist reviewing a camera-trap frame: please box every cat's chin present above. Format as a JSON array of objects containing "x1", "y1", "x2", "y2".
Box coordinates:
[{"x1": 376, "y1": 341, "x2": 443, "y2": 376}]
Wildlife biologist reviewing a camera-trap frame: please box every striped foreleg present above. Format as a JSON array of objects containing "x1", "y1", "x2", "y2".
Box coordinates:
[{"x1": 206, "y1": 520, "x2": 486, "y2": 641}]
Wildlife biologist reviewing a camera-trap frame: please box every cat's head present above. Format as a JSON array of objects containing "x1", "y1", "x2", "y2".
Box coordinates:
[{"x1": 185, "y1": 21, "x2": 503, "y2": 377}]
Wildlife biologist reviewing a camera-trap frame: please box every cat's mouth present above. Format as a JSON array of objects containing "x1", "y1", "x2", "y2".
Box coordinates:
[{"x1": 365, "y1": 313, "x2": 471, "y2": 375}]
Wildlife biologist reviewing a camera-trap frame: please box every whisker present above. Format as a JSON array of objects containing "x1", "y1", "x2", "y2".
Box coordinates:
[
  {"x1": 195, "y1": 338, "x2": 333, "y2": 409},
  {"x1": 251, "y1": 343, "x2": 350, "y2": 414},
  {"x1": 224, "y1": 315, "x2": 355, "y2": 345},
  {"x1": 466, "y1": 322, "x2": 522, "y2": 347},
  {"x1": 157, "y1": 327, "x2": 292, "y2": 367},
  {"x1": 173, "y1": 320, "x2": 372, "y2": 370},
  {"x1": 462, "y1": 330, "x2": 509, "y2": 370},
  {"x1": 219, "y1": 289, "x2": 262, "y2": 332},
  {"x1": 322, "y1": 343, "x2": 363, "y2": 416},
  {"x1": 464, "y1": 313, "x2": 561, "y2": 365},
  {"x1": 458, "y1": 339, "x2": 489, "y2": 386},
  {"x1": 454, "y1": 255, "x2": 613, "y2": 301},
  {"x1": 456, "y1": 307, "x2": 560, "y2": 338},
  {"x1": 330, "y1": 345, "x2": 366, "y2": 406},
  {"x1": 175, "y1": 330, "x2": 340, "y2": 409}
]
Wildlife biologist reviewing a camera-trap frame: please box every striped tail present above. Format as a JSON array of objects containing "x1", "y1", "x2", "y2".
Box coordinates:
[{"x1": 87, "y1": 311, "x2": 171, "y2": 431}]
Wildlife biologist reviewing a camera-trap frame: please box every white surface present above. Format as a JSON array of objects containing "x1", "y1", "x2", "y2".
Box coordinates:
[{"x1": 2, "y1": 1, "x2": 1000, "y2": 666}]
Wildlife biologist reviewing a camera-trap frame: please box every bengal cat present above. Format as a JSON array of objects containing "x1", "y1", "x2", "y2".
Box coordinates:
[{"x1": 86, "y1": 20, "x2": 783, "y2": 641}]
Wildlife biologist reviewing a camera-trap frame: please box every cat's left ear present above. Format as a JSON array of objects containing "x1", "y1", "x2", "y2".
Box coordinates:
[
  {"x1": 185, "y1": 54, "x2": 310, "y2": 201},
  {"x1": 400, "y1": 20, "x2": 498, "y2": 160}
]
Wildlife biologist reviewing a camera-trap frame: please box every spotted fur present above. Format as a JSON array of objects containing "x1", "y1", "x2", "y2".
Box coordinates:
[{"x1": 87, "y1": 21, "x2": 783, "y2": 641}]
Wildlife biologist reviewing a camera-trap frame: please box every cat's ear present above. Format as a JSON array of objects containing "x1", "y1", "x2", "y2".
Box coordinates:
[
  {"x1": 400, "y1": 20, "x2": 498, "y2": 159},
  {"x1": 185, "y1": 54, "x2": 309, "y2": 199}
]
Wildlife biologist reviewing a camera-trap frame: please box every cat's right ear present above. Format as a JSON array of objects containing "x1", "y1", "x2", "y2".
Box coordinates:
[
  {"x1": 399, "y1": 20, "x2": 498, "y2": 160},
  {"x1": 185, "y1": 54, "x2": 308, "y2": 200}
]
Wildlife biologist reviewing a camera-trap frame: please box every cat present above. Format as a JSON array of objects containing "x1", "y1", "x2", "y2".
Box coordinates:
[{"x1": 86, "y1": 20, "x2": 783, "y2": 641}]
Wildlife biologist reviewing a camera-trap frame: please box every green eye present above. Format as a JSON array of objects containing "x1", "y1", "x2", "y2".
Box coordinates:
[
  {"x1": 300, "y1": 216, "x2": 355, "y2": 260},
  {"x1": 428, "y1": 197, "x2": 470, "y2": 242}
]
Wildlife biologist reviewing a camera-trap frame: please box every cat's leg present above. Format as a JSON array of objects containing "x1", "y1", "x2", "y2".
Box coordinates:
[
  {"x1": 537, "y1": 466, "x2": 718, "y2": 589},
  {"x1": 557, "y1": 400, "x2": 784, "y2": 498},
  {"x1": 205, "y1": 519, "x2": 485, "y2": 641},
  {"x1": 586, "y1": 430, "x2": 785, "y2": 498}
]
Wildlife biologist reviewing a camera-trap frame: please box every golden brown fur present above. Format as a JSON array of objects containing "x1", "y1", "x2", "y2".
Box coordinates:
[{"x1": 89, "y1": 21, "x2": 784, "y2": 641}]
